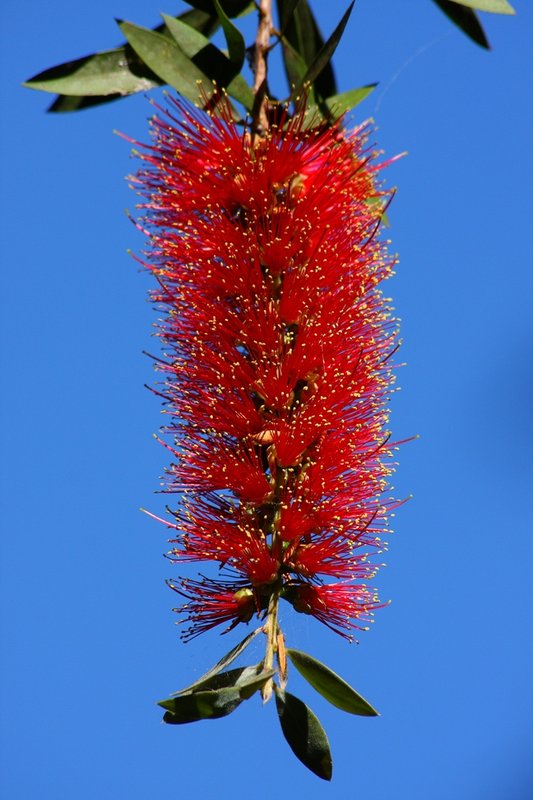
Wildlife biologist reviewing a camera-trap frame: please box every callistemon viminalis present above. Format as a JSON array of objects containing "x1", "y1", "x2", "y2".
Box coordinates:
[{"x1": 131, "y1": 94, "x2": 400, "y2": 772}]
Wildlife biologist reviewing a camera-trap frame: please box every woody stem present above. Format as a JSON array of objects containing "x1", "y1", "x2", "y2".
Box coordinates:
[
  {"x1": 261, "y1": 587, "x2": 279, "y2": 702},
  {"x1": 252, "y1": 0, "x2": 273, "y2": 134}
]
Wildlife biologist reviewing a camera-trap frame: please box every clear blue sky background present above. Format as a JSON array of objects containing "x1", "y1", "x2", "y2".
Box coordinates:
[{"x1": 1, "y1": 2, "x2": 532, "y2": 798}]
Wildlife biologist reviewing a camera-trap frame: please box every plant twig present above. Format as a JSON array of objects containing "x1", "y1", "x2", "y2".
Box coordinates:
[{"x1": 252, "y1": 0, "x2": 273, "y2": 134}]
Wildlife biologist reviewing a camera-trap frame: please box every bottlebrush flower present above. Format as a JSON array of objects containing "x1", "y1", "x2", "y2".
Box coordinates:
[{"x1": 131, "y1": 94, "x2": 399, "y2": 643}]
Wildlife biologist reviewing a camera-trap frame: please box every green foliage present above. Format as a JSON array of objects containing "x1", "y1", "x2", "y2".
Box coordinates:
[
  {"x1": 162, "y1": 14, "x2": 254, "y2": 110},
  {"x1": 170, "y1": 628, "x2": 262, "y2": 695},
  {"x1": 24, "y1": 9, "x2": 220, "y2": 112},
  {"x1": 432, "y1": 0, "x2": 490, "y2": 48},
  {"x1": 287, "y1": 649, "x2": 379, "y2": 716},
  {"x1": 159, "y1": 666, "x2": 275, "y2": 723},
  {"x1": 118, "y1": 20, "x2": 212, "y2": 103},
  {"x1": 213, "y1": 0, "x2": 246, "y2": 68},
  {"x1": 275, "y1": 688, "x2": 333, "y2": 780},
  {"x1": 452, "y1": 0, "x2": 514, "y2": 12},
  {"x1": 318, "y1": 85, "x2": 377, "y2": 115},
  {"x1": 23, "y1": 0, "x2": 515, "y2": 114},
  {"x1": 180, "y1": 0, "x2": 253, "y2": 15},
  {"x1": 276, "y1": 0, "x2": 338, "y2": 100},
  {"x1": 295, "y1": 2, "x2": 354, "y2": 97}
]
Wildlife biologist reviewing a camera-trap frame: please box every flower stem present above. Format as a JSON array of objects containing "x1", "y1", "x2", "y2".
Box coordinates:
[
  {"x1": 252, "y1": 0, "x2": 273, "y2": 135},
  {"x1": 261, "y1": 586, "x2": 279, "y2": 702}
]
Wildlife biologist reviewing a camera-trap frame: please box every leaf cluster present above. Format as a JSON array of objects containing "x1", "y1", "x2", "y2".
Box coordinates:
[
  {"x1": 157, "y1": 631, "x2": 379, "y2": 780},
  {"x1": 23, "y1": 1, "x2": 514, "y2": 117}
]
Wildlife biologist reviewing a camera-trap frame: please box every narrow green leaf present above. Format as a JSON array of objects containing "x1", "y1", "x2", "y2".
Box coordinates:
[
  {"x1": 118, "y1": 19, "x2": 211, "y2": 103},
  {"x1": 23, "y1": 46, "x2": 162, "y2": 97},
  {"x1": 451, "y1": 0, "x2": 514, "y2": 13},
  {"x1": 24, "y1": 10, "x2": 217, "y2": 98},
  {"x1": 277, "y1": 0, "x2": 303, "y2": 34},
  {"x1": 432, "y1": 0, "x2": 490, "y2": 48},
  {"x1": 287, "y1": 649, "x2": 379, "y2": 717},
  {"x1": 236, "y1": 668, "x2": 276, "y2": 699},
  {"x1": 213, "y1": 0, "x2": 246, "y2": 68},
  {"x1": 279, "y1": 35, "x2": 308, "y2": 88},
  {"x1": 171, "y1": 663, "x2": 275, "y2": 697},
  {"x1": 178, "y1": 7, "x2": 224, "y2": 37},
  {"x1": 172, "y1": 665, "x2": 261, "y2": 695},
  {"x1": 275, "y1": 689, "x2": 332, "y2": 781},
  {"x1": 159, "y1": 668, "x2": 275, "y2": 724},
  {"x1": 170, "y1": 627, "x2": 262, "y2": 695},
  {"x1": 297, "y1": 2, "x2": 354, "y2": 95},
  {"x1": 159, "y1": 686, "x2": 244, "y2": 723},
  {"x1": 314, "y1": 84, "x2": 377, "y2": 116},
  {"x1": 39, "y1": 9, "x2": 222, "y2": 113},
  {"x1": 162, "y1": 14, "x2": 255, "y2": 110},
  {"x1": 276, "y1": 0, "x2": 337, "y2": 99},
  {"x1": 47, "y1": 94, "x2": 122, "y2": 113},
  {"x1": 181, "y1": 0, "x2": 254, "y2": 17}
]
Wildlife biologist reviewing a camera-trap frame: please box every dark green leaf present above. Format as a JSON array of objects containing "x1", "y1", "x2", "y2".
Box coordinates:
[
  {"x1": 276, "y1": 0, "x2": 337, "y2": 99},
  {"x1": 171, "y1": 663, "x2": 275, "y2": 697},
  {"x1": 432, "y1": 0, "x2": 490, "y2": 48},
  {"x1": 296, "y1": 2, "x2": 354, "y2": 96},
  {"x1": 118, "y1": 20, "x2": 211, "y2": 103},
  {"x1": 236, "y1": 667, "x2": 276, "y2": 699},
  {"x1": 159, "y1": 668, "x2": 275, "y2": 724},
  {"x1": 277, "y1": 0, "x2": 303, "y2": 34},
  {"x1": 213, "y1": 0, "x2": 245, "y2": 68},
  {"x1": 46, "y1": 94, "x2": 122, "y2": 113},
  {"x1": 162, "y1": 15, "x2": 254, "y2": 110},
  {"x1": 159, "y1": 686, "x2": 244, "y2": 723},
  {"x1": 170, "y1": 627, "x2": 262, "y2": 695},
  {"x1": 26, "y1": 9, "x2": 221, "y2": 112},
  {"x1": 287, "y1": 649, "x2": 379, "y2": 716},
  {"x1": 181, "y1": 0, "x2": 254, "y2": 16},
  {"x1": 451, "y1": 0, "x2": 514, "y2": 12},
  {"x1": 278, "y1": 35, "x2": 308, "y2": 88},
  {"x1": 179, "y1": 8, "x2": 224, "y2": 37},
  {"x1": 275, "y1": 689, "x2": 332, "y2": 781},
  {"x1": 173, "y1": 664, "x2": 261, "y2": 695}
]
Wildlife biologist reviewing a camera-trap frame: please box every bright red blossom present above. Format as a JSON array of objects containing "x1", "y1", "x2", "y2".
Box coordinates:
[{"x1": 133, "y1": 96, "x2": 399, "y2": 641}]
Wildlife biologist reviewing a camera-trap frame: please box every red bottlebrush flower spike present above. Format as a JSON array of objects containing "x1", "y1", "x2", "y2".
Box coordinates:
[{"x1": 132, "y1": 95, "x2": 399, "y2": 644}]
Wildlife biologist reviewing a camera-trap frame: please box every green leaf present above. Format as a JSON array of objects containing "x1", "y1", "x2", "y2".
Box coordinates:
[
  {"x1": 276, "y1": 0, "x2": 337, "y2": 99},
  {"x1": 46, "y1": 94, "x2": 123, "y2": 113},
  {"x1": 279, "y1": 35, "x2": 308, "y2": 88},
  {"x1": 170, "y1": 628, "x2": 262, "y2": 695},
  {"x1": 275, "y1": 689, "x2": 332, "y2": 781},
  {"x1": 162, "y1": 14, "x2": 254, "y2": 110},
  {"x1": 159, "y1": 668, "x2": 275, "y2": 724},
  {"x1": 297, "y1": 2, "x2": 354, "y2": 95},
  {"x1": 118, "y1": 19, "x2": 211, "y2": 104},
  {"x1": 181, "y1": 0, "x2": 254, "y2": 16},
  {"x1": 23, "y1": 46, "x2": 162, "y2": 97},
  {"x1": 160, "y1": 686, "x2": 244, "y2": 723},
  {"x1": 451, "y1": 0, "x2": 514, "y2": 13},
  {"x1": 213, "y1": 0, "x2": 246, "y2": 68},
  {"x1": 172, "y1": 664, "x2": 261, "y2": 695},
  {"x1": 314, "y1": 84, "x2": 377, "y2": 116},
  {"x1": 236, "y1": 667, "x2": 276, "y2": 700},
  {"x1": 432, "y1": 0, "x2": 490, "y2": 48},
  {"x1": 171, "y1": 663, "x2": 275, "y2": 697},
  {"x1": 277, "y1": 0, "x2": 303, "y2": 34},
  {"x1": 287, "y1": 649, "x2": 379, "y2": 716},
  {"x1": 25, "y1": 9, "x2": 221, "y2": 112}
]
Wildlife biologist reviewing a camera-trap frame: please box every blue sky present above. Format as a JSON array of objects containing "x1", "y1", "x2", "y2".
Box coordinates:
[{"x1": 1, "y1": 2, "x2": 532, "y2": 798}]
